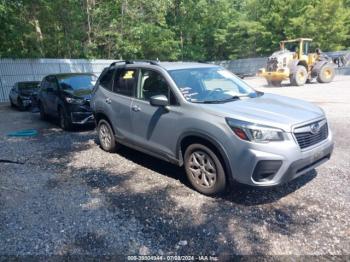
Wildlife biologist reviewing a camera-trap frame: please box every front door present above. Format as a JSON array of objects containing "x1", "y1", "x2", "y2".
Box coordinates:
[
  {"x1": 130, "y1": 69, "x2": 181, "y2": 158},
  {"x1": 45, "y1": 76, "x2": 59, "y2": 114}
]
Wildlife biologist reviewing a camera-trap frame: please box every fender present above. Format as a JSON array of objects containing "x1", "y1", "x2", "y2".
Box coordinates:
[
  {"x1": 176, "y1": 130, "x2": 234, "y2": 183},
  {"x1": 288, "y1": 60, "x2": 300, "y2": 75},
  {"x1": 289, "y1": 60, "x2": 308, "y2": 75}
]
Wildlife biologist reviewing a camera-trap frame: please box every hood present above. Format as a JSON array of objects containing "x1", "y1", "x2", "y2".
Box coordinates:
[
  {"x1": 62, "y1": 88, "x2": 92, "y2": 100},
  {"x1": 19, "y1": 88, "x2": 36, "y2": 96},
  {"x1": 200, "y1": 93, "x2": 324, "y2": 132}
]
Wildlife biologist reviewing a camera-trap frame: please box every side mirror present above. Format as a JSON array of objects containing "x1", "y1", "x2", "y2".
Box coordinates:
[{"x1": 150, "y1": 95, "x2": 169, "y2": 107}]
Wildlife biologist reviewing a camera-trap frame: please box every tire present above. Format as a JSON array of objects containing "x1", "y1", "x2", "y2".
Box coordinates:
[
  {"x1": 317, "y1": 64, "x2": 335, "y2": 83},
  {"x1": 290, "y1": 65, "x2": 308, "y2": 86},
  {"x1": 58, "y1": 106, "x2": 72, "y2": 131},
  {"x1": 17, "y1": 98, "x2": 25, "y2": 111},
  {"x1": 184, "y1": 143, "x2": 226, "y2": 196},
  {"x1": 271, "y1": 80, "x2": 282, "y2": 87},
  {"x1": 98, "y1": 119, "x2": 117, "y2": 152},
  {"x1": 9, "y1": 98, "x2": 15, "y2": 108},
  {"x1": 38, "y1": 102, "x2": 48, "y2": 120}
]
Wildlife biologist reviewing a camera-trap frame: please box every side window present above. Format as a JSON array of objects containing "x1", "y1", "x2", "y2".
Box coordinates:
[
  {"x1": 47, "y1": 76, "x2": 58, "y2": 91},
  {"x1": 99, "y1": 69, "x2": 114, "y2": 91},
  {"x1": 113, "y1": 68, "x2": 137, "y2": 97},
  {"x1": 40, "y1": 79, "x2": 48, "y2": 91},
  {"x1": 139, "y1": 69, "x2": 177, "y2": 105}
]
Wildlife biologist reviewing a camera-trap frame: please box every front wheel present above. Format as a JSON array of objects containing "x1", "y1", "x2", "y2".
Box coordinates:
[
  {"x1": 290, "y1": 65, "x2": 308, "y2": 86},
  {"x1": 184, "y1": 144, "x2": 227, "y2": 196},
  {"x1": 58, "y1": 107, "x2": 72, "y2": 131},
  {"x1": 98, "y1": 119, "x2": 117, "y2": 152},
  {"x1": 18, "y1": 98, "x2": 25, "y2": 111},
  {"x1": 38, "y1": 102, "x2": 48, "y2": 120},
  {"x1": 317, "y1": 64, "x2": 335, "y2": 83},
  {"x1": 9, "y1": 97, "x2": 15, "y2": 108}
]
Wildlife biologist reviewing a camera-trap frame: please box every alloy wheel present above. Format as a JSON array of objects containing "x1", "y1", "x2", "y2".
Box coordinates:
[
  {"x1": 188, "y1": 150, "x2": 217, "y2": 188},
  {"x1": 99, "y1": 123, "x2": 112, "y2": 149}
]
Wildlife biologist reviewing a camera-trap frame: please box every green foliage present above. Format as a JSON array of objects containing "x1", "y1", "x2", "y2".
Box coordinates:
[{"x1": 0, "y1": 0, "x2": 349, "y2": 59}]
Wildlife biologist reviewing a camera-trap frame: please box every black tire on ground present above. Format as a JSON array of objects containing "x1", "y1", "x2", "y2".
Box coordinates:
[
  {"x1": 184, "y1": 143, "x2": 227, "y2": 196},
  {"x1": 271, "y1": 80, "x2": 282, "y2": 87},
  {"x1": 17, "y1": 98, "x2": 25, "y2": 111},
  {"x1": 38, "y1": 102, "x2": 48, "y2": 121},
  {"x1": 10, "y1": 98, "x2": 15, "y2": 107},
  {"x1": 58, "y1": 106, "x2": 72, "y2": 131},
  {"x1": 306, "y1": 78, "x2": 313, "y2": 84},
  {"x1": 98, "y1": 119, "x2": 117, "y2": 152},
  {"x1": 317, "y1": 64, "x2": 335, "y2": 83},
  {"x1": 290, "y1": 65, "x2": 308, "y2": 86}
]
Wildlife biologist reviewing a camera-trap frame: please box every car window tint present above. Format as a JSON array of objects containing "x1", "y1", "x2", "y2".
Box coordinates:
[
  {"x1": 139, "y1": 69, "x2": 169, "y2": 101},
  {"x1": 99, "y1": 69, "x2": 114, "y2": 91},
  {"x1": 41, "y1": 79, "x2": 49, "y2": 91},
  {"x1": 48, "y1": 77, "x2": 58, "y2": 91},
  {"x1": 113, "y1": 68, "x2": 137, "y2": 97}
]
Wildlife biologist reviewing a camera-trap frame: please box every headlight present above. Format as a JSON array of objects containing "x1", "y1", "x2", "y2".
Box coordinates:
[
  {"x1": 65, "y1": 97, "x2": 84, "y2": 105},
  {"x1": 226, "y1": 118, "x2": 284, "y2": 143}
]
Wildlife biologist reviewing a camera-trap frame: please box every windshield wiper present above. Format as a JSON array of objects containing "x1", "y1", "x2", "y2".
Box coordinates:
[{"x1": 196, "y1": 96, "x2": 241, "y2": 104}]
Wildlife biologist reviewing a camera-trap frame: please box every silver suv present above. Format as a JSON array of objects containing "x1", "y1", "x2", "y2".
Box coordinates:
[{"x1": 91, "y1": 61, "x2": 334, "y2": 195}]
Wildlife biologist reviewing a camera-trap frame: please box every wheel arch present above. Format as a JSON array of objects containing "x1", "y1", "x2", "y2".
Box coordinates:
[
  {"x1": 94, "y1": 111, "x2": 115, "y2": 134},
  {"x1": 311, "y1": 60, "x2": 329, "y2": 78},
  {"x1": 176, "y1": 131, "x2": 233, "y2": 184},
  {"x1": 289, "y1": 60, "x2": 308, "y2": 75}
]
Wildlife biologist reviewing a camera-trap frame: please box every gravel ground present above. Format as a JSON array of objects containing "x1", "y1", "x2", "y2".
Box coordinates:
[{"x1": 0, "y1": 75, "x2": 349, "y2": 257}]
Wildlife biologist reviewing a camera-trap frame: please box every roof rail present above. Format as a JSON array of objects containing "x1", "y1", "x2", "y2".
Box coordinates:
[
  {"x1": 109, "y1": 60, "x2": 133, "y2": 67},
  {"x1": 129, "y1": 60, "x2": 160, "y2": 65},
  {"x1": 109, "y1": 60, "x2": 160, "y2": 67}
]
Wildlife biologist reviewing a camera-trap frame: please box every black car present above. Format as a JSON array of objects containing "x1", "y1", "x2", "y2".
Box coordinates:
[
  {"x1": 9, "y1": 81, "x2": 40, "y2": 110},
  {"x1": 37, "y1": 73, "x2": 97, "y2": 130}
]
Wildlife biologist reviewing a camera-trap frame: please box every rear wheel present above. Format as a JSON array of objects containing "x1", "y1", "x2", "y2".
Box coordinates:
[
  {"x1": 58, "y1": 107, "x2": 72, "y2": 131},
  {"x1": 184, "y1": 143, "x2": 226, "y2": 196},
  {"x1": 290, "y1": 65, "x2": 308, "y2": 86},
  {"x1": 98, "y1": 119, "x2": 117, "y2": 152},
  {"x1": 317, "y1": 64, "x2": 335, "y2": 83}
]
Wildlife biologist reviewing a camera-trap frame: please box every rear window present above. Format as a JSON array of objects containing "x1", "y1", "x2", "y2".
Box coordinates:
[{"x1": 59, "y1": 75, "x2": 97, "y2": 90}]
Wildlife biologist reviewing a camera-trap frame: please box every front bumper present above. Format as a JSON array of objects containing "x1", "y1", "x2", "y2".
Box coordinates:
[
  {"x1": 230, "y1": 130, "x2": 334, "y2": 187},
  {"x1": 70, "y1": 112, "x2": 94, "y2": 124}
]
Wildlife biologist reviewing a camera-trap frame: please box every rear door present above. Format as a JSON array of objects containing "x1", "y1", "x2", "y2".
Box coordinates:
[{"x1": 107, "y1": 67, "x2": 138, "y2": 140}]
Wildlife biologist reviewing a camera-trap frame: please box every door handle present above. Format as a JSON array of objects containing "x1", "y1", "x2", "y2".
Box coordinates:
[
  {"x1": 132, "y1": 105, "x2": 141, "y2": 112},
  {"x1": 105, "y1": 98, "x2": 112, "y2": 104}
]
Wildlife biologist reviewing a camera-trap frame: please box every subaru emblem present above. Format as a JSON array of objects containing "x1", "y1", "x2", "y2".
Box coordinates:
[{"x1": 310, "y1": 122, "x2": 321, "y2": 134}]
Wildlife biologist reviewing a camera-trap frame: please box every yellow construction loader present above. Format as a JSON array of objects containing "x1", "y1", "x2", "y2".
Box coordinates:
[{"x1": 257, "y1": 38, "x2": 336, "y2": 86}]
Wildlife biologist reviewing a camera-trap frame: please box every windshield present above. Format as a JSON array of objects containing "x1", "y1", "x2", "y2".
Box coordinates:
[
  {"x1": 18, "y1": 82, "x2": 39, "y2": 91},
  {"x1": 59, "y1": 75, "x2": 97, "y2": 91},
  {"x1": 284, "y1": 42, "x2": 299, "y2": 52},
  {"x1": 168, "y1": 67, "x2": 257, "y2": 103}
]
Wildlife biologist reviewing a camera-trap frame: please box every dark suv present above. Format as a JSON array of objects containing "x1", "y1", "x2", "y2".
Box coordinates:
[
  {"x1": 9, "y1": 81, "x2": 40, "y2": 110},
  {"x1": 91, "y1": 61, "x2": 333, "y2": 195},
  {"x1": 37, "y1": 73, "x2": 97, "y2": 130}
]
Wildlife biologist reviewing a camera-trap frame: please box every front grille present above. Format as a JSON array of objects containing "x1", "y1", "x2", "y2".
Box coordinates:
[
  {"x1": 266, "y1": 58, "x2": 278, "y2": 72},
  {"x1": 294, "y1": 121, "x2": 328, "y2": 149}
]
